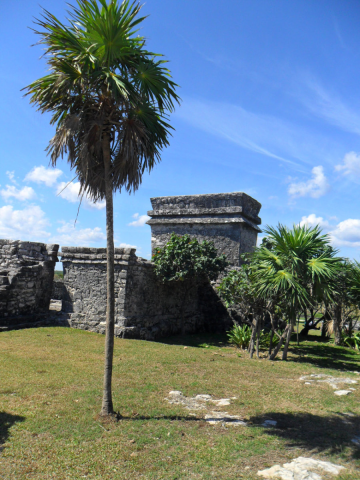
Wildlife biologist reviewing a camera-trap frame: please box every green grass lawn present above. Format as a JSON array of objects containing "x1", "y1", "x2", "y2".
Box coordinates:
[{"x1": 1, "y1": 328, "x2": 360, "y2": 479}]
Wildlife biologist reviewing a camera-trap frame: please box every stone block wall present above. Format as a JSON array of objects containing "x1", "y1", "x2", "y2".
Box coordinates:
[
  {"x1": 0, "y1": 240, "x2": 59, "y2": 322},
  {"x1": 60, "y1": 247, "x2": 231, "y2": 340},
  {"x1": 52, "y1": 279, "x2": 65, "y2": 300},
  {"x1": 147, "y1": 192, "x2": 261, "y2": 266}
]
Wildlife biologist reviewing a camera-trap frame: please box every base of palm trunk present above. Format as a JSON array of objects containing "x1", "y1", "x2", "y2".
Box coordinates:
[{"x1": 99, "y1": 409, "x2": 121, "y2": 420}]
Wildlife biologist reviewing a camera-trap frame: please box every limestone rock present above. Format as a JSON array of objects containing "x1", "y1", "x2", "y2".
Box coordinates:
[{"x1": 258, "y1": 456, "x2": 345, "y2": 480}]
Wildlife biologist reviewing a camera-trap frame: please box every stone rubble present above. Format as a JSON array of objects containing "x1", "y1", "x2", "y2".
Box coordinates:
[
  {"x1": 258, "y1": 456, "x2": 345, "y2": 480},
  {"x1": 262, "y1": 420, "x2": 277, "y2": 427},
  {"x1": 204, "y1": 412, "x2": 247, "y2": 426},
  {"x1": 299, "y1": 374, "x2": 357, "y2": 394},
  {"x1": 165, "y1": 391, "x2": 247, "y2": 426},
  {"x1": 334, "y1": 390, "x2": 352, "y2": 396}
]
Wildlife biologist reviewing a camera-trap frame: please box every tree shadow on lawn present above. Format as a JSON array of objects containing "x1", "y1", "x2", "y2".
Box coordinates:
[
  {"x1": 250, "y1": 412, "x2": 360, "y2": 460},
  {"x1": 158, "y1": 333, "x2": 229, "y2": 349},
  {"x1": 290, "y1": 341, "x2": 360, "y2": 373},
  {"x1": 0, "y1": 411, "x2": 25, "y2": 453}
]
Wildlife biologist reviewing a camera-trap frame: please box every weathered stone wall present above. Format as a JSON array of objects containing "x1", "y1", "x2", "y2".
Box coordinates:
[
  {"x1": 60, "y1": 247, "x2": 231, "y2": 340},
  {"x1": 52, "y1": 279, "x2": 65, "y2": 300},
  {"x1": 0, "y1": 240, "x2": 59, "y2": 323},
  {"x1": 147, "y1": 192, "x2": 261, "y2": 266},
  {"x1": 0, "y1": 192, "x2": 262, "y2": 339}
]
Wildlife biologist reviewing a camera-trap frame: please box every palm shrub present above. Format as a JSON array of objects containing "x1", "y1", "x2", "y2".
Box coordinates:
[
  {"x1": 218, "y1": 261, "x2": 283, "y2": 358},
  {"x1": 227, "y1": 324, "x2": 252, "y2": 349},
  {"x1": 24, "y1": 0, "x2": 180, "y2": 416},
  {"x1": 342, "y1": 331, "x2": 360, "y2": 351},
  {"x1": 251, "y1": 224, "x2": 341, "y2": 360}
]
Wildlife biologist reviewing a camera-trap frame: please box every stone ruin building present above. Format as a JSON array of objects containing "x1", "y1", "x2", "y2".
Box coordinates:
[
  {"x1": 0, "y1": 192, "x2": 261, "y2": 338},
  {"x1": 147, "y1": 192, "x2": 261, "y2": 266}
]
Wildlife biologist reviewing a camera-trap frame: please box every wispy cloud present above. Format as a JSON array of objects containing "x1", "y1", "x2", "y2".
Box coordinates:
[
  {"x1": 335, "y1": 151, "x2": 360, "y2": 177},
  {"x1": 177, "y1": 97, "x2": 338, "y2": 171},
  {"x1": 298, "y1": 75, "x2": 360, "y2": 135},
  {"x1": 6, "y1": 171, "x2": 17, "y2": 185},
  {"x1": 333, "y1": 17, "x2": 346, "y2": 49}
]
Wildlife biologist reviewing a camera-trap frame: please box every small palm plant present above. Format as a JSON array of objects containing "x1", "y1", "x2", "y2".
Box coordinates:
[
  {"x1": 343, "y1": 331, "x2": 360, "y2": 352},
  {"x1": 227, "y1": 324, "x2": 252, "y2": 349}
]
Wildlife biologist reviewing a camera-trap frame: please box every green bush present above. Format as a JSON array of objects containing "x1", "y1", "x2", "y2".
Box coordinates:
[
  {"x1": 227, "y1": 324, "x2": 252, "y2": 349},
  {"x1": 343, "y1": 331, "x2": 360, "y2": 351},
  {"x1": 259, "y1": 330, "x2": 281, "y2": 349}
]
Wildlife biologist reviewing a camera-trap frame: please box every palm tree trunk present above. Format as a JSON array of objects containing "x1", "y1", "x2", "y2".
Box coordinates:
[
  {"x1": 269, "y1": 325, "x2": 289, "y2": 360},
  {"x1": 282, "y1": 313, "x2": 295, "y2": 360},
  {"x1": 334, "y1": 304, "x2": 342, "y2": 346},
  {"x1": 268, "y1": 328, "x2": 274, "y2": 356},
  {"x1": 249, "y1": 315, "x2": 258, "y2": 359},
  {"x1": 100, "y1": 133, "x2": 115, "y2": 416},
  {"x1": 256, "y1": 320, "x2": 261, "y2": 358}
]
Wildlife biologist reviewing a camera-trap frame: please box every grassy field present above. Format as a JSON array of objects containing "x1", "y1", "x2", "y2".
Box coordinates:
[{"x1": 1, "y1": 328, "x2": 360, "y2": 479}]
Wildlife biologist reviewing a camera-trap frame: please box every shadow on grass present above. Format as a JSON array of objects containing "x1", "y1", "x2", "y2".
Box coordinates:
[
  {"x1": 250, "y1": 412, "x2": 360, "y2": 459},
  {"x1": 290, "y1": 342, "x2": 360, "y2": 372},
  {"x1": 0, "y1": 411, "x2": 25, "y2": 452},
  {"x1": 157, "y1": 333, "x2": 229, "y2": 348}
]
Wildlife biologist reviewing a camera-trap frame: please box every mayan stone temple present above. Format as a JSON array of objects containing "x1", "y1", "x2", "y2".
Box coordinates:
[
  {"x1": 147, "y1": 192, "x2": 262, "y2": 266},
  {"x1": 0, "y1": 192, "x2": 261, "y2": 339}
]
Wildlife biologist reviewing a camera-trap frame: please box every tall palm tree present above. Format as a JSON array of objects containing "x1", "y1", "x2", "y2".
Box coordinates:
[
  {"x1": 24, "y1": 0, "x2": 180, "y2": 416},
  {"x1": 251, "y1": 224, "x2": 340, "y2": 360}
]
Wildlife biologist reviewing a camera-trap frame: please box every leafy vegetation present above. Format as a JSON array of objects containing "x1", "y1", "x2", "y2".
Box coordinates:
[
  {"x1": 227, "y1": 324, "x2": 252, "y2": 349},
  {"x1": 153, "y1": 233, "x2": 228, "y2": 283},
  {"x1": 343, "y1": 331, "x2": 360, "y2": 352},
  {"x1": 153, "y1": 233, "x2": 227, "y2": 333},
  {"x1": 54, "y1": 270, "x2": 63, "y2": 280},
  {"x1": 219, "y1": 224, "x2": 360, "y2": 361}
]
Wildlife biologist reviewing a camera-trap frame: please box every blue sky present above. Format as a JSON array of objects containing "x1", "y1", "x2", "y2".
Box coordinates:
[{"x1": 1, "y1": 0, "x2": 360, "y2": 264}]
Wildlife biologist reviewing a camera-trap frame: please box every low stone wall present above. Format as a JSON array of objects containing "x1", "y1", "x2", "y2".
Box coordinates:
[
  {"x1": 0, "y1": 240, "x2": 59, "y2": 326},
  {"x1": 60, "y1": 247, "x2": 231, "y2": 340}
]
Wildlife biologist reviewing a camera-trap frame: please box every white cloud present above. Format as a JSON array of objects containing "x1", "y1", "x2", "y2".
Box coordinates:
[
  {"x1": 0, "y1": 185, "x2": 37, "y2": 202},
  {"x1": 335, "y1": 151, "x2": 360, "y2": 177},
  {"x1": 56, "y1": 182, "x2": 106, "y2": 210},
  {"x1": 51, "y1": 222, "x2": 106, "y2": 246},
  {"x1": 288, "y1": 166, "x2": 329, "y2": 199},
  {"x1": 330, "y1": 219, "x2": 360, "y2": 248},
  {"x1": 25, "y1": 166, "x2": 63, "y2": 187},
  {"x1": 299, "y1": 214, "x2": 330, "y2": 229},
  {"x1": 299, "y1": 214, "x2": 360, "y2": 249},
  {"x1": 6, "y1": 171, "x2": 17, "y2": 184},
  {"x1": 128, "y1": 213, "x2": 150, "y2": 227},
  {"x1": 0, "y1": 205, "x2": 50, "y2": 240},
  {"x1": 118, "y1": 242, "x2": 137, "y2": 249}
]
